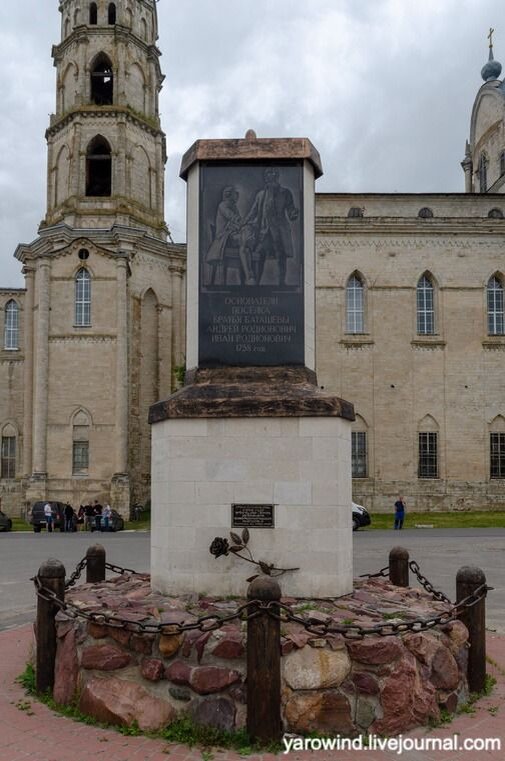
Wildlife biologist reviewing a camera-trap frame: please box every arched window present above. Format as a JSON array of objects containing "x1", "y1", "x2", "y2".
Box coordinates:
[
  {"x1": 346, "y1": 274, "x2": 364, "y2": 333},
  {"x1": 418, "y1": 416, "x2": 439, "y2": 479},
  {"x1": 89, "y1": 2, "x2": 98, "y2": 25},
  {"x1": 416, "y1": 274, "x2": 435, "y2": 335},
  {"x1": 1, "y1": 424, "x2": 16, "y2": 479},
  {"x1": 478, "y1": 154, "x2": 488, "y2": 193},
  {"x1": 75, "y1": 269, "x2": 91, "y2": 326},
  {"x1": 490, "y1": 416, "x2": 505, "y2": 479},
  {"x1": 108, "y1": 3, "x2": 116, "y2": 24},
  {"x1": 72, "y1": 410, "x2": 90, "y2": 475},
  {"x1": 4, "y1": 300, "x2": 19, "y2": 350},
  {"x1": 487, "y1": 276, "x2": 504, "y2": 335},
  {"x1": 86, "y1": 136, "x2": 112, "y2": 196},
  {"x1": 90, "y1": 54, "x2": 113, "y2": 105}
]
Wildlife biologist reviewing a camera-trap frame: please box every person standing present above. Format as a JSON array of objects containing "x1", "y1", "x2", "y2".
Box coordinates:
[
  {"x1": 44, "y1": 502, "x2": 53, "y2": 533},
  {"x1": 93, "y1": 500, "x2": 103, "y2": 532},
  {"x1": 84, "y1": 502, "x2": 94, "y2": 531},
  {"x1": 394, "y1": 495, "x2": 406, "y2": 530},
  {"x1": 102, "y1": 503, "x2": 112, "y2": 532},
  {"x1": 64, "y1": 502, "x2": 74, "y2": 532}
]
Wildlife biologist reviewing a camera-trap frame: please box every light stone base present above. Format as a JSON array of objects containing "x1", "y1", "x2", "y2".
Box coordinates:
[{"x1": 151, "y1": 416, "x2": 353, "y2": 598}]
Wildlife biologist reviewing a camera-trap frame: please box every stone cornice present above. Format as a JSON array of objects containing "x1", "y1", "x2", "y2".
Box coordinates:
[
  {"x1": 316, "y1": 217, "x2": 505, "y2": 236},
  {"x1": 46, "y1": 105, "x2": 163, "y2": 139}
]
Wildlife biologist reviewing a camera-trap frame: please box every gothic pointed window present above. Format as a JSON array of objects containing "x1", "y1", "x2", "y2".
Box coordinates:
[
  {"x1": 90, "y1": 54, "x2": 113, "y2": 105},
  {"x1": 4, "y1": 300, "x2": 19, "y2": 350},
  {"x1": 416, "y1": 274, "x2": 435, "y2": 334},
  {"x1": 86, "y1": 136, "x2": 112, "y2": 196},
  {"x1": 487, "y1": 275, "x2": 504, "y2": 335},
  {"x1": 478, "y1": 154, "x2": 488, "y2": 193},
  {"x1": 108, "y1": 3, "x2": 116, "y2": 24},
  {"x1": 89, "y1": 2, "x2": 98, "y2": 25},
  {"x1": 346, "y1": 273, "x2": 365, "y2": 333},
  {"x1": 75, "y1": 268, "x2": 91, "y2": 326}
]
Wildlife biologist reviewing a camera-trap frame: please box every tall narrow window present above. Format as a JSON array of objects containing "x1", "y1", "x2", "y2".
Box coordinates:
[
  {"x1": 4, "y1": 300, "x2": 19, "y2": 349},
  {"x1": 418, "y1": 432, "x2": 438, "y2": 478},
  {"x1": 1, "y1": 436, "x2": 16, "y2": 479},
  {"x1": 478, "y1": 154, "x2": 488, "y2": 192},
  {"x1": 90, "y1": 54, "x2": 113, "y2": 105},
  {"x1": 417, "y1": 274, "x2": 435, "y2": 335},
  {"x1": 72, "y1": 411, "x2": 90, "y2": 475},
  {"x1": 75, "y1": 269, "x2": 91, "y2": 326},
  {"x1": 346, "y1": 274, "x2": 364, "y2": 333},
  {"x1": 108, "y1": 3, "x2": 116, "y2": 24},
  {"x1": 487, "y1": 276, "x2": 504, "y2": 335},
  {"x1": 490, "y1": 433, "x2": 505, "y2": 478},
  {"x1": 351, "y1": 432, "x2": 367, "y2": 478},
  {"x1": 500, "y1": 151, "x2": 505, "y2": 176},
  {"x1": 86, "y1": 136, "x2": 112, "y2": 196},
  {"x1": 89, "y1": 2, "x2": 98, "y2": 25}
]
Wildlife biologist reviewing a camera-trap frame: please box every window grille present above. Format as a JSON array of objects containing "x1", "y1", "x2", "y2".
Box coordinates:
[
  {"x1": 351, "y1": 432, "x2": 367, "y2": 478},
  {"x1": 1, "y1": 436, "x2": 16, "y2": 479},
  {"x1": 75, "y1": 269, "x2": 91, "y2": 326},
  {"x1": 417, "y1": 275, "x2": 434, "y2": 334},
  {"x1": 4, "y1": 300, "x2": 19, "y2": 349},
  {"x1": 487, "y1": 276, "x2": 504, "y2": 335},
  {"x1": 490, "y1": 433, "x2": 505, "y2": 478},
  {"x1": 346, "y1": 275, "x2": 364, "y2": 333},
  {"x1": 72, "y1": 441, "x2": 89, "y2": 474},
  {"x1": 418, "y1": 432, "x2": 438, "y2": 478}
]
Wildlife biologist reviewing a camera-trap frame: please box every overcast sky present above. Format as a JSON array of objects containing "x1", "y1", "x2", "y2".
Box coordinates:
[{"x1": 0, "y1": 0, "x2": 502, "y2": 287}]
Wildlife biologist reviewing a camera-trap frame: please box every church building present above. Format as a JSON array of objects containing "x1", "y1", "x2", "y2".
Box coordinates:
[{"x1": 0, "y1": 2, "x2": 503, "y2": 516}]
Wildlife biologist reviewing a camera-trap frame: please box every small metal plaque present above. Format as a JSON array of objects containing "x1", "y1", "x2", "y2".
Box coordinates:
[{"x1": 232, "y1": 504, "x2": 275, "y2": 528}]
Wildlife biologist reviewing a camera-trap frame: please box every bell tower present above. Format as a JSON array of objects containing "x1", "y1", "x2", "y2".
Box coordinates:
[
  {"x1": 45, "y1": 0, "x2": 167, "y2": 236},
  {"x1": 15, "y1": 0, "x2": 186, "y2": 515}
]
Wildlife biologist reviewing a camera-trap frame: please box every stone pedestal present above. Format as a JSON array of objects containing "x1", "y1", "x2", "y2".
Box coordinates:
[{"x1": 150, "y1": 134, "x2": 354, "y2": 598}]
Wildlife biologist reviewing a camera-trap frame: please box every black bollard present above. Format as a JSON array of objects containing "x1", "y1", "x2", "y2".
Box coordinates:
[
  {"x1": 247, "y1": 576, "x2": 281, "y2": 744},
  {"x1": 389, "y1": 546, "x2": 409, "y2": 587},
  {"x1": 86, "y1": 544, "x2": 106, "y2": 583},
  {"x1": 456, "y1": 565, "x2": 487, "y2": 693},
  {"x1": 36, "y1": 558, "x2": 66, "y2": 693}
]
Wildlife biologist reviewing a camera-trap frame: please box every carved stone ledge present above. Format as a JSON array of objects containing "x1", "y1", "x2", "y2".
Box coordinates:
[
  {"x1": 411, "y1": 338, "x2": 446, "y2": 350},
  {"x1": 149, "y1": 366, "x2": 354, "y2": 423}
]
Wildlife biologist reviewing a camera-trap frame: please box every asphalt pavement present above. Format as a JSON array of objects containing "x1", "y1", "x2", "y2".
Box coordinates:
[{"x1": 0, "y1": 527, "x2": 503, "y2": 632}]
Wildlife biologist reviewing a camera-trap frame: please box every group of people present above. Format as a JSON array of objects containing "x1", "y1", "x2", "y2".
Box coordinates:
[{"x1": 43, "y1": 500, "x2": 112, "y2": 532}]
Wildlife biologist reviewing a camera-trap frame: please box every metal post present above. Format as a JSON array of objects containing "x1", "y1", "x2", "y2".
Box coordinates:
[
  {"x1": 86, "y1": 544, "x2": 106, "y2": 583},
  {"x1": 247, "y1": 576, "x2": 281, "y2": 744},
  {"x1": 36, "y1": 558, "x2": 65, "y2": 693},
  {"x1": 389, "y1": 546, "x2": 409, "y2": 587},
  {"x1": 456, "y1": 565, "x2": 487, "y2": 693}
]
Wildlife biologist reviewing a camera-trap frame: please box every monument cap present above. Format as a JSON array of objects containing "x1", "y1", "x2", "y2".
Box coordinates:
[{"x1": 180, "y1": 135, "x2": 323, "y2": 180}]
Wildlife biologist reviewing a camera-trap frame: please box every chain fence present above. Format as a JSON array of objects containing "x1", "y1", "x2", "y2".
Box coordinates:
[{"x1": 34, "y1": 554, "x2": 492, "y2": 641}]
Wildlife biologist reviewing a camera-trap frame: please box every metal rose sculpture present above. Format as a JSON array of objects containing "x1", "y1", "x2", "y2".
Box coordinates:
[{"x1": 209, "y1": 528, "x2": 299, "y2": 579}]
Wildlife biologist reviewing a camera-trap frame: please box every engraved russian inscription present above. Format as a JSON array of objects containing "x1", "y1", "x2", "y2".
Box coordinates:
[{"x1": 232, "y1": 504, "x2": 275, "y2": 528}]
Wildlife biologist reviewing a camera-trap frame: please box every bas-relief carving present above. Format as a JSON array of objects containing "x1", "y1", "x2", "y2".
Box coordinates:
[
  {"x1": 198, "y1": 162, "x2": 305, "y2": 367},
  {"x1": 317, "y1": 238, "x2": 477, "y2": 252},
  {"x1": 48, "y1": 335, "x2": 116, "y2": 343}
]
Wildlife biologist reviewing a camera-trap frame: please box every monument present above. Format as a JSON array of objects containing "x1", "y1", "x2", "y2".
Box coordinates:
[{"x1": 149, "y1": 133, "x2": 355, "y2": 597}]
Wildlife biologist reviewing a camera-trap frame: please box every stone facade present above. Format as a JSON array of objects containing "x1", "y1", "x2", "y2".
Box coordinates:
[{"x1": 316, "y1": 193, "x2": 505, "y2": 511}]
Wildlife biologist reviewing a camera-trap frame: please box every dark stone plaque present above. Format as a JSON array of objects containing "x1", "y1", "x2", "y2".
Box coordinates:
[
  {"x1": 232, "y1": 504, "x2": 275, "y2": 528},
  {"x1": 199, "y1": 161, "x2": 304, "y2": 366}
]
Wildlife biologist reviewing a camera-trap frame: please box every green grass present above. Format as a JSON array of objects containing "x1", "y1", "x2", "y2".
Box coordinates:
[
  {"x1": 5, "y1": 515, "x2": 151, "y2": 533},
  {"x1": 17, "y1": 663, "x2": 279, "y2": 754},
  {"x1": 367, "y1": 511, "x2": 505, "y2": 531}
]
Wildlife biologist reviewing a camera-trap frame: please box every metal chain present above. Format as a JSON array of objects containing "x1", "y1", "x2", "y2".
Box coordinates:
[
  {"x1": 65, "y1": 557, "x2": 88, "y2": 589},
  {"x1": 105, "y1": 562, "x2": 140, "y2": 576},
  {"x1": 33, "y1": 571, "x2": 490, "y2": 641},
  {"x1": 408, "y1": 560, "x2": 452, "y2": 604},
  {"x1": 359, "y1": 566, "x2": 389, "y2": 579}
]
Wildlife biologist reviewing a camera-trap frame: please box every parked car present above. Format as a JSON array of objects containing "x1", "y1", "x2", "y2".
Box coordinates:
[
  {"x1": 0, "y1": 510, "x2": 12, "y2": 532},
  {"x1": 28, "y1": 501, "x2": 68, "y2": 532},
  {"x1": 94, "y1": 509, "x2": 124, "y2": 533},
  {"x1": 352, "y1": 502, "x2": 371, "y2": 531}
]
